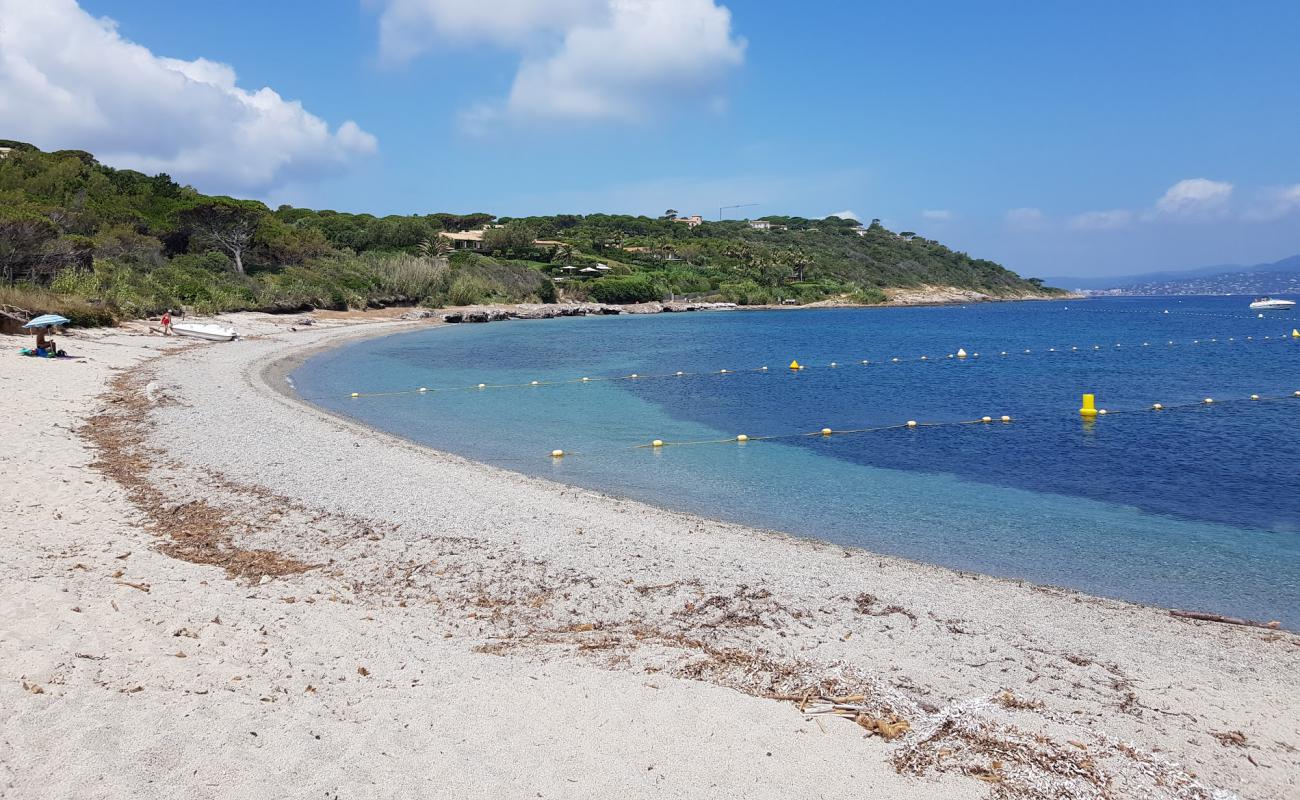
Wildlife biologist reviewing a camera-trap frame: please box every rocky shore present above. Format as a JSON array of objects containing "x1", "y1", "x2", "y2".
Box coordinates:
[{"x1": 422, "y1": 300, "x2": 738, "y2": 324}]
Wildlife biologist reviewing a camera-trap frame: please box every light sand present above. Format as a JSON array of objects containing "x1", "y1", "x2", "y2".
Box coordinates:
[{"x1": 2, "y1": 312, "x2": 1296, "y2": 799}]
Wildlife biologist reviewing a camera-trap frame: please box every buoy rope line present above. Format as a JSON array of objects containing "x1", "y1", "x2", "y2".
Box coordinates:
[
  {"x1": 1057, "y1": 306, "x2": 1300, "y2": 324},
  {"x1": 545, "y1": 391, "x2": 1300, "y2": 458},
  {"x1": 341, "y1": 329, "x2": 1300, "y2": 400}
]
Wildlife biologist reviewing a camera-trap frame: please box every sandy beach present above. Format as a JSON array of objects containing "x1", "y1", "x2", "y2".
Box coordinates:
[{"x1": 3, "y1": 311, "x2": 1298, "y2": 800}]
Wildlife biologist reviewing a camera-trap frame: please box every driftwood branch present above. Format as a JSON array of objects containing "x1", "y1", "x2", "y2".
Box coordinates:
[{"x1": 1170, "y1": 610, "x2": 1280, "y2": 629}]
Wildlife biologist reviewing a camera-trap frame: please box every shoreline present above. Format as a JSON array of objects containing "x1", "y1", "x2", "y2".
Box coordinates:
[{"x1": 3, "y1": 311, "x2": 1297, "y2": 798}]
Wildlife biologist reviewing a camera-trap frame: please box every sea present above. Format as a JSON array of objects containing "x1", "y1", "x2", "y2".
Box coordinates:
[{"x1": 292, "y1": 296, "x2": 1300, "y2": 626}]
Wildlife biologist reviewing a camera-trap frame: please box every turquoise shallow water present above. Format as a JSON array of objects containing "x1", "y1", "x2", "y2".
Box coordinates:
[{"x1": 293, "y1": 297, "x2": 1300, "y2": 625}]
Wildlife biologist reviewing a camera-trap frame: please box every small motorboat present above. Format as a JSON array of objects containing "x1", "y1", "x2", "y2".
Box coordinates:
[
  {"x1": 1249, "y1": 297, "x2": 1296, "y2": 311},
  {"x1": 172, "y1": 322, "x2": 238, "y2": 341}
]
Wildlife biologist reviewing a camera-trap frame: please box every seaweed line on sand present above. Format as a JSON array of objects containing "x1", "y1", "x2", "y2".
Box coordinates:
[{"x1": 80, "y1": 350, "x2": 1243, "y2": 800}]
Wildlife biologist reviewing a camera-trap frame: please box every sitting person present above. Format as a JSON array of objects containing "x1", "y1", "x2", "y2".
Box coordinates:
[{"x1": 34, "y1": 329, "x2": 53, "y2": 357}]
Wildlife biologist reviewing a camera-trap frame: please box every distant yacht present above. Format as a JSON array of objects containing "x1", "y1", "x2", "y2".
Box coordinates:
[{"x1": 1248, "y1": 297, "x2": 1295, "y2": 311}]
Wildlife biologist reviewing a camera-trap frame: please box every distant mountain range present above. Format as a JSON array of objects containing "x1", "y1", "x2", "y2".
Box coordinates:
[{"x1": 1055, "y1": 254, "x2": 1300, "y2": 294}]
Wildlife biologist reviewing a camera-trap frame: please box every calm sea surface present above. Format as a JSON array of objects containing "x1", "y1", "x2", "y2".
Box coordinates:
[{"x1": 293, "y1": 296, "x2": 1300, "y2": 625}]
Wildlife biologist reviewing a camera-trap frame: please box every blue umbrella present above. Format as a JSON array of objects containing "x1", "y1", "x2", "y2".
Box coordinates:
[{"x1": 23, "y1": 314, "x2": 70, "y2": 329}]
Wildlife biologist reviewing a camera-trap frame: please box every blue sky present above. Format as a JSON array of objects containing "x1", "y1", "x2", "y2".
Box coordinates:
[{"x1": 7, "y1": 1, "x2": 1300, "y2": 279}]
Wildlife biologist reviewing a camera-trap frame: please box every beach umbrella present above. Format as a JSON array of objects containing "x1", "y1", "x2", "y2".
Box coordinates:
[{"x1": 23, "y1": 314, "x2": 70, "y2": 329}]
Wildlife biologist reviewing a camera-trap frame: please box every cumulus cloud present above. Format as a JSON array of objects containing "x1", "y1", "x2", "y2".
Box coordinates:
[
  {"x1": 920, "y1": 209, "x2": 952, "y2": 221},
  {"x1": 374, "y1": 0, "x2": 745, "y2": 127},
  {"x1": 0, "y1": 0, "x2": 376, "y2": 194},
  {"x1": 1068, "y1": 209, "x2": 1133, "y2": 230},
  {"x1": 1154, "y1": 178, "x2": 1233, "y2": 217},
  {"x1": 1005, "y1": 207, "x2": 1045, "y2": 228},
  {"x1": 828, "y1": 210, "x2": 861, "y2": 222}
]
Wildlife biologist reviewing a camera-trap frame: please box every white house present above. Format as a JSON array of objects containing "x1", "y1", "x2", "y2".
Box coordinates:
[
  {"x1": 748, "y1": 220, "x2": 773, "y2": 231},
  {"x1": 673, "y1": 214, "x2": 704, "y2": 228},
  {"x1": 0, "y1": 147, "x2": 13, "y2": 159}
]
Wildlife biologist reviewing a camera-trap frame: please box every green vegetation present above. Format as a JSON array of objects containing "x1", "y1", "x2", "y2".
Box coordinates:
[{"x1": 0, "y1": 140, "x2": 1062, "y2": 325}]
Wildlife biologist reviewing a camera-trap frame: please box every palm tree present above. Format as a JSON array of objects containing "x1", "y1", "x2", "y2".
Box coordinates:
[
  {"x1": 552, "y1": 243, "x2": 575, "y2": 265},
  {"x1": 416, "y1": 237, "x2": 453, "y2": 259}
]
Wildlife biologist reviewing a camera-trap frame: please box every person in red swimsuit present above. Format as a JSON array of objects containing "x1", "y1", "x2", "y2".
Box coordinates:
[{"x1": 160, "y1": 310, "x2": 173, "y2": 336}]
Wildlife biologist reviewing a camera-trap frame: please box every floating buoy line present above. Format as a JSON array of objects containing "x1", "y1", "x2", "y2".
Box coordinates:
[
  {"x1": 1052, "y1": 305, "x2": 1300, "y2": 325},
  {"x1": 545, "y1": 390, "x2": 1300, "y2": 458},
  {"x1": 339, "y1": 327, "x2": 1300, "y2": 401}
]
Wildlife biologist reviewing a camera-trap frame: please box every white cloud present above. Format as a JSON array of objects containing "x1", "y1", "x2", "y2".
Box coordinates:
[
  {"x1": 377, "y1": 0, "x2": 605, "y2": 58},
  {"x1": 1005, "y1": 207, "x2": 1045, "y2": 228},
  {"x1": 920, "y1": 209, "x2": 952, "y2": 221},
  {"x1": 1243, "y1": 183, "x2": 1300, "y2": 222},
  {"x1": 375, "y1": 0, "x2": 745, "y2": 127},
  {"x1": 1068, "y1": 209, "x2": 1133, "y2": 230},
  {"x1": 1154, "y1": 178, "x2": 1233, "y2": 217},
  {"x1": 828, "y1": 210, "x2": 861, "y2": 222},
  {"x1": 0, "y1": 0, "x2": 376, "y2": 194}
]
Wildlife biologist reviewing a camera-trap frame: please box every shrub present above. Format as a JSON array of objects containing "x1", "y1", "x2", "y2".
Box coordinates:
[
  {"x1": 718, "y1": 280, "x2": 774, "y2": 306},
  {"x1": 589, "y1": 275, "x2": 658, "y2": 304},
  {"x1": 0, "y1": 284, "x2": 118, "y2": 327}
]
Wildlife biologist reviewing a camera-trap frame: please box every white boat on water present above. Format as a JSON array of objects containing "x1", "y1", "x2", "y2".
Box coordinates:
[
  {"x1": 172, "y1": 322, "x2": 238, "y2": 341},
  {"x1": 1248, "y1": 297, "x2": 1296, "y2": 311}
]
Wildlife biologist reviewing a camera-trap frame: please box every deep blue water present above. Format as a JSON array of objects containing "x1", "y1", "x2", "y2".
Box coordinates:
[{"x1": 293, "y1": 297, "x2": 1300, "y2": 625}]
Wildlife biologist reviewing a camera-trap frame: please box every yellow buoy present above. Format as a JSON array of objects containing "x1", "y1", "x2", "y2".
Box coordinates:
[
  {"x1": 1079, "y1": 393, "x2": 1098, "y2": 418},
  {"x1": 789, "y1": 360, "x2": 801, "y2": 370},
  {"x1": 736, "y1": 434, "x2": 749, "y2": 442},
  {"x1": 551, "y1": 449, "x2": 565, "y2": 458},
  {"x1": 821, "y1": 428, "x2": 832, "y2": 436},
  {"x1": 1292, "y1": 329, "x2": 1299, "y2": 339},
  {"x1": 1000, "y1": 415, "x2": 1012, "y2": 422},
  {"x1": 652, "y1": 439, "x2": 664, "y2": 447},
  {"x1": 956, "y1": 348, "x2": 968, "y2": 358},
  {"x1": 350, "y1": 392, "x2": 359, "y2": 398}
]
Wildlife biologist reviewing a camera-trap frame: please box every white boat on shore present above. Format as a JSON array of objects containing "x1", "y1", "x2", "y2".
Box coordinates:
[
  {"x1": 1248, "y1": 297, "x2": 1296, "y2": 311},
  {"x1": 172, "y1": 322, "x2": 238, "y2": 341}
]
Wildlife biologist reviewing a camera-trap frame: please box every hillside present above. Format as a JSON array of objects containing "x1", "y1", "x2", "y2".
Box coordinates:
[
  {"x1": 0, "y1": 140, "x2": 1063, "y2": 325},
  {"x1": 1080, "y1": 254, "x2": 1300, "y2": 296}
]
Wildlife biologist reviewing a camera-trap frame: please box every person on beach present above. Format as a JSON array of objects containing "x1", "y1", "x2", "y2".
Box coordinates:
[
  {"x1": 34, "y1": 329, "x2": 56, "y2": 357},
  {"x1": 160, "y1": 309, "x2": 173, "y2": 336}
]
